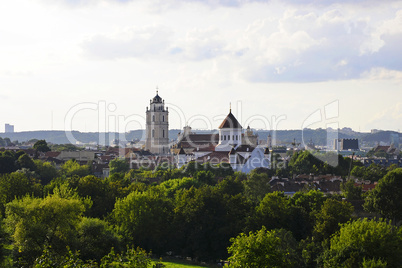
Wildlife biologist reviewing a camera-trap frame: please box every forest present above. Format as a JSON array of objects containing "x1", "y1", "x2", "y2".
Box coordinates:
[{"x1": 0, "y1": 147, "x2": 401, "y2": 267}]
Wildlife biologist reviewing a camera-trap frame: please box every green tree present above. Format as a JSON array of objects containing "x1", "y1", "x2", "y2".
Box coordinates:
[
  {"x1": 34, "y1": 160, "x2": 58, "y2": 185},
  {"x1": 109, "y1": 158, "x2": 130, "y2": 176},
  {"x1": 61, "y1": 159, "x2": 91, "y2": 177},
  {"x1": 173, "y1": 186, "x2": 251, "y2": 261},
  {"x1": 364, "y1": 168, "x2": 402, "y2": 222},
  {"x1": 320, "y1": 219, "x2": 402, "y2": 267},
  {"x1": 69, "y1": 175, "x2": 117, "y2": 218},
  {"x1": 351, "y1": 165, "x2": 365, "y2": 178},
  {"x1": 33, "y1": 246, "x2": 91, "y2": 268},
  {"x1": 33, "y1": 140, "x2": 51, "y2": 153},
  {"x1": 112, "y1": 189, "x2": 172, "y2": 254},
  {"x1": 341, "y1": 179, "x2": 362, "y2": 200},
  {"x1": 243, "y1": 171, "x2": 271, "y2": 203},
  {"x1": 158, "y1": 177, "x2": 202, "y2": 198},
  {"x1": 17, "y1": 153, "x2": 36, "y2": 171},
  {"x1": 100, "y1": 246, "x2": 152, "y2": 268},
  {"x1": 254, "y1": 192, "x2": 292, "y2": 231},
  {"x1": 291, "y1": 190, "x2": 326, "y2": 214},
  {"x1": 0, "y1": 153, "x2": 17, "y2": 174},
  {"x1": 0, "y1": 172, "x2": 41, "y2": 215},
  {"x1": 5, "y1": 193, "x2": 86, "y2": 264},
  {"x1": 227, "y1": 227, "x2": 300, "y2": 268},
  {"x1": 313, "y1": 199, "x2": 354, "y2": 241},
  {"x1": 364, "y1": 164, "x2": 387, "y2": 182},
  {"x1": 194, "y1": 170, "x2": 215, "y2": 185},
  {"x1": 77, "y1": 217, "x2": 120, "y2": 261}
]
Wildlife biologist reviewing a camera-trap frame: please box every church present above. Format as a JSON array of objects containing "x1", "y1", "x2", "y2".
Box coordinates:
[{"x1": 145, "y1": 91, "x2": 271, "y2": 173}]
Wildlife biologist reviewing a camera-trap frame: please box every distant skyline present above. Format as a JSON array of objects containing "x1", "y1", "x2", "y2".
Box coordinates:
[{"x1": 1, "y1": 0, "x2": 401, "y2": 133}]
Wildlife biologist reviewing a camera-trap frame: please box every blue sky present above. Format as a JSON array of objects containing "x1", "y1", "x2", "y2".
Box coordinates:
[{"x1": 0, "y1": 0, "x2": 401, "y2": 133}]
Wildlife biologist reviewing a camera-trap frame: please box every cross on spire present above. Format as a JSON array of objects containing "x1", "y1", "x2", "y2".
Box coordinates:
[
  {"x1": 156, "y1": 86, "x2": 158, "y2": 95},
  {"x1": 230, "y1": 102, "x2": 232, "y2": 113}
]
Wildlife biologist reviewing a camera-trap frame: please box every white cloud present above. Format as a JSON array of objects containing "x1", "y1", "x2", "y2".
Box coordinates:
[
  {"x1": 81, "y1": 25, "x2": 173, "y2": 60},
  {"x1": 367, "y1": 102, "x2": 402, "y2": 131},
  {"x1": 362, "y1": 67, "x2": 402, "y2": 80}
]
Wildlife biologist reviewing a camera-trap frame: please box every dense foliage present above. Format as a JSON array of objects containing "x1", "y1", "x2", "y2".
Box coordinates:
[{"x1": 0, "y1": 148, "x2": 400, "y2": 267}]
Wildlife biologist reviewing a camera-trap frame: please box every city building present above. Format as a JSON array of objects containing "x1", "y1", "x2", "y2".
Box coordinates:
[
  {"x1": 334, "y1": 138, "x2": 359, "y2": 150},
  {"x1": 173, "y1": 108, "x2": 271, "y2": 173},
  {"x1": 5, "y1": 123, "x2": 14, "y2": 133},
  {"x1": 390, "y1": 133, "x2": 400, "y2": 148},
  {"x1": 145, "y1": 91, "x2": 169, "y2": 155}
]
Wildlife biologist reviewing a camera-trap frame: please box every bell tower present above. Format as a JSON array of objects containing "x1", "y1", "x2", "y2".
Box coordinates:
[{"x1": 145, "y1": 90, "x2": 169, "y2": 154}]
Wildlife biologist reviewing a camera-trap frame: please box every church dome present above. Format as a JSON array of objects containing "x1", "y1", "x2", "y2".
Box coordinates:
[{"x1": 218, "y1": 111, "x2": 242, "y2": 129}]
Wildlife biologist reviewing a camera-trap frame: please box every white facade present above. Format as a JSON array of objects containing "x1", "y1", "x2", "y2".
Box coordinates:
[{"x1": 145, "y1": 92, "x2": 169, "y2": 154}]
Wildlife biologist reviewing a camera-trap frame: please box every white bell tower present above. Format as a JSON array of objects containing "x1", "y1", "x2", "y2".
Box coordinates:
[{"x1": 145, "y1": 90, "x2": 169, "y2": 154}]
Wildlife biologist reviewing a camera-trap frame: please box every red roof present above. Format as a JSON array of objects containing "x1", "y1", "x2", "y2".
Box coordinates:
[{"x1": 218, "y1": 111, "x2": 242, "y2": 129}]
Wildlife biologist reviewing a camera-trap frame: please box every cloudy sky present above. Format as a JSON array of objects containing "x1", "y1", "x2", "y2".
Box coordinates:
[{"x1": 1, "y1": 0, "x2": 402, "y2": 133}]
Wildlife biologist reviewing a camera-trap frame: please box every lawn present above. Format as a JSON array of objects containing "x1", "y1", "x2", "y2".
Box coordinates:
[{"x1": 155, "y1": 259, "x2": 213, "y2": 268}]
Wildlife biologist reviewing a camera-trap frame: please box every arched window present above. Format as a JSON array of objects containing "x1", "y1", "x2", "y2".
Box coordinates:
[
  {"x1": 228, "y1": 135, "x2": 230, "y2": 140},
  {"x1": 152, "y1": 115, "x2": 155, "y2": 122},
  {"x1": 162, "y1": 115, "x2": 165, "y2": 122},
  {"x1": 224, "y1": 135, "x2": 226, "y2": 140},
  {"x1": 163, "y1": 129, "x2": 165, "y2": 138},
  {"x1": 152, "y1": 129, "x2": 155, "y2": 138}
]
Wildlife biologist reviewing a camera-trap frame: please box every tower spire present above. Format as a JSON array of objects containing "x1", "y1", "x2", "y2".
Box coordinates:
[
  {"x1": 230, "y1": 102, "x2": 231, "y2": 113},
  {"x1": 156, "y1": 85, "x2": 158, "y2": 95}
]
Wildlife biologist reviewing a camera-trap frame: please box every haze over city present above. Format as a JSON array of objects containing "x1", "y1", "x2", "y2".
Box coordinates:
[{"x1": 1, "y1": 0, "x2": 402, "y2": 133}]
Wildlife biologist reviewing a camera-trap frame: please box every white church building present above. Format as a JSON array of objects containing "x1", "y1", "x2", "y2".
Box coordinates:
[
  {"x1": 143, "y1": 91, "x2": 271, "y2": 173},
  {"x1": 174, "y1": 108, "x2": 271, "y2": 173}
]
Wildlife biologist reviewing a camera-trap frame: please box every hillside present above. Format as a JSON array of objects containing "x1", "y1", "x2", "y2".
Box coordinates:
[{"x1": 1, "y1": 129, "x2": 400, "y2": 147}]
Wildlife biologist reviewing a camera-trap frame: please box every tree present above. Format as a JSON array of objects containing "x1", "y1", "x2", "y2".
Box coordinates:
[
  {"x1": 33, "y1": 140, "x2": 50, "y2": 153},
  {"x1": 112, "y1": 189, "x2": 172, "y2": 254},
  {"x1": 5, "y1": 193, "x2": 86, "y2": 264},
  {"x1": 17, "y1": 153, "x2": 36, "y2": 171},
  {"x1": 0, "y1": 153, "x2": 17, "y2": 174},
  {"x1": 313, "y1": 199, "x2": 354, "y2": 241},
  {"x1": 158, "y1": 177, "x2": 202, "y2": 198},
  {"x1": 254, "y1": 192, "x2": 292, "y2": 231},
  {"x1": 291, "y1": 190, "x2": 326, "y2": 214},
  {"x1": 243, "y1": 171, "x2": 271, "y2": 203},
  {"x1": 100, "y1": 247, "x2": 153, "y2": 268},
  {"x1": 194, "y1": 170, "x2": 215, "y2": 185},
  {"x1": 77, "y1": 217, "x2": 120, "y2": 261},
  {"x1": 320, "y1": 219, "x2": 402, "y2": 267},
  {"x1": 341, "y1": 179, "x2": 362, "y2": 200},
  {"x1": 227, "y1": 227, "x2": 300, "y2": 268},
  {"x1": 173, "y1": 186, "x2": 251, "y2": 261},
  {"x1": 61, "y1": 159, "x2": 91, "y2": 177},
  {"x1": 3, "y1": 138, "x2": 12, "y2": 147},
  {"x1": 34, "y1": 160, "x2": 58, "y2": 185},
  {"x1": 0, "y1": 172, "x2": 40, "y2": 214},
  {"x1": 70, "y1": 175, "x2": 117, "y2": 218},
  {"x1": 364, "y1": 168, "x2": 402, "y2": 222},
  {"x1": 109, "y1": 158, "x2": 129, "y2": 176}
]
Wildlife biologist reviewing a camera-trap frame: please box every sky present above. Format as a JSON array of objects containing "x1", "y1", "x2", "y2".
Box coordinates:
[{"x1": 1, "y1": 0, "x2": 402, "y2": 133}]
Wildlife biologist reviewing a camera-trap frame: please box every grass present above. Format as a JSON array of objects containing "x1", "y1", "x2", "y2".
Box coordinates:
[{"x1": 154, "y1": 259, "x2": 213, "y2": 268}]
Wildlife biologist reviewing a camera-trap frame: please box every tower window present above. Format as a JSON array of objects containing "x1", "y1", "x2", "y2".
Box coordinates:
[
  {"x1": 233, "y1": 135, "x2": 234, "y2": 140},
  {"x1": 163, "y1": 129, "x2": 165, "y2": 138},
  {"x1": 152, "y1": 115, "x2": 155, "y2": 122},
  {"x1": 163, "y1": 115, "x2": 165, "y2": 122},
  {"x1": 228, "y1": 135, "x2": 230, "y2": 140},
  {"x1": 152, "y1": 129, "x2": 155, "y2": 138},
  {"x1": 224, "y1": 135, "x2": 226, "y2": 140}
]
